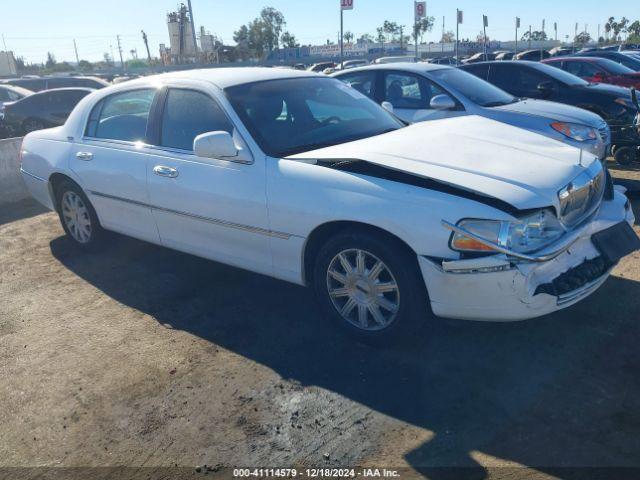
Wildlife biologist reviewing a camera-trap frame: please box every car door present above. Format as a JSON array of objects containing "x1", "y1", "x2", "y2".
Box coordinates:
[
  {"x1": 70, "y1": 88, "x2": 160, "y2": 243},
  {"x1": 145, "y1": 87, "x2": 272, "y2": 276},
  {"x1": 489, "y1": 64, "x2": 557, "y2": 100},
  {"x1": 381, "y1": 71, "x2": 453, "y2": 123}
]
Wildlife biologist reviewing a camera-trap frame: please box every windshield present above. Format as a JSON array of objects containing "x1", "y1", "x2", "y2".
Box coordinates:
[
  {"x1": 535, "y1": 63, "x2": 590, "y2": 86},
  {"x1": 225, "y1": 77, "x2": 404, "y2": 157},
  {"x1": 429, "y1": 68, "x2": 516, "y2": 107}
]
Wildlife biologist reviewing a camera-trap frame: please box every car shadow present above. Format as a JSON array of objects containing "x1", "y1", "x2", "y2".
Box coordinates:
[
  {"x1": 49, "y1": 233, "x2": 640, "y2": 476},
  {"x1": 0, "y1": 198, "x2": 49, "y2": 227}
]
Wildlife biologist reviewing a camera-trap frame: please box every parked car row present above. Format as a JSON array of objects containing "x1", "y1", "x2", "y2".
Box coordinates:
[
  {"x1": 0, "y1": 75, "x2": 108, "y2": 138},
  {"x1": 20, "y1": 67, "x2": 639, "y2": 342}
]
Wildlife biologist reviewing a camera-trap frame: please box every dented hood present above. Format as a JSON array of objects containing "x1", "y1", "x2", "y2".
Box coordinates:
[{"x1": 287, "y1": 115, "x2": 598, "y2": 212}]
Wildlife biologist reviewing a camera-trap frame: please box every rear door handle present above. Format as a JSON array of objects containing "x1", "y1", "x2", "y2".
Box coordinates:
[
  {"x1": 153, "y1": 165, "x2": 179, "y2": 178},
  {"x1": 76, "y1": 152, "x2": 93, "y2": 161}
]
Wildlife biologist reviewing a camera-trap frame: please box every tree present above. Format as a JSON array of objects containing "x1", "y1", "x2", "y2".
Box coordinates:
[
  {"x1": 343, "y1": 31, "x2": 354, "y2": 44},
  {"x1": 383, "y1": 21, "x2": 400, "y2": 42},
  {"x1": 45, "y1": 52, "x2": 56, "y2": 68},
  {"x1": 628, "y1": 20, "x2": 640, "y2": 42},
  {"x1": 103, "y1": 52, "x2": 113, "y2": 66},
  {"x1": 521, "y1": 30, "x2": 547, "y2": 42},
  {"x1": 440, "y1": 31, "x2": 455, "y2": 43},
  {"x1": 357, "y1": 33, "x2": 374, "y2": 44},
  {"x1": 233, "y1": 7, "x2": 288, "y2": 59},
  {"x1": 413, "y1": 17, "x2": 434, "y2": 45},
  {"x1": 280, "y1": 31, "x2": 299, "y2": 48},
  {"x1": 78, "y1": 60, "x2": 93, "y2": 72},
  {"x1": 575, "y1": 31, "x2": 592, "y2": 46}
]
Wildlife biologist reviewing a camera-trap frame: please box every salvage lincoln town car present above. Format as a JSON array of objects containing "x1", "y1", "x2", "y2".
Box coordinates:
[{"x1": 19, "y1": 68, "x2": 640, "y2": 341}]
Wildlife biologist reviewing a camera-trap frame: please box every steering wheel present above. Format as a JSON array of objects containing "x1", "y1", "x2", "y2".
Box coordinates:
[{"x1": 321, "y1": 116, "x2": 342, "y2": 126}]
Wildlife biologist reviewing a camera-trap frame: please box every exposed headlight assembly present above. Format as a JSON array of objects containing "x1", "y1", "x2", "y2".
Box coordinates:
[
  {"x1": 550, "y1": 122, "x2": 597, "y2": 142},
  {"x1": 449, "y1": 210, "x2": 565, "y2": 255}
]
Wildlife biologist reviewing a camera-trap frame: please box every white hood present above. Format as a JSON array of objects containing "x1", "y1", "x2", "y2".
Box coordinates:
[{"x1": 288, "y1": 115, "x2": 598, "y2": 212}]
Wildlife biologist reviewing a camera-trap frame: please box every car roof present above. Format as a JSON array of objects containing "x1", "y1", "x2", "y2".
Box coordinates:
[
  {"x1": 31, "y1": 87, "x2": 95, "y2": 95},
  {"x1": 119, "y1": 67, "x2": 322, "y2": 90},
  {"x1": 544, "y1": 56, "x2": 600, "y2": 62},
  {"x1": 332, "y1": 62, "x2": 450, "y2": 76},
  {"x1": 0, "y1": 84, "x2": 33, "y2": 96}
]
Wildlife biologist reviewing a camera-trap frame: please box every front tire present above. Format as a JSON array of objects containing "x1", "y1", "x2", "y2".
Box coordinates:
[
  {"x1": 55, "y1": 180, "x2": 106, "y2": 252},
  {"x1": 313, "y1": 229, "x2": 429, "y2": 343}
]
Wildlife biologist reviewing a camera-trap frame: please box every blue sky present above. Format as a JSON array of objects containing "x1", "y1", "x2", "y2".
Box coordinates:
[{"x1": 3, "y1": 0, "x2": 638, "y2": 63}]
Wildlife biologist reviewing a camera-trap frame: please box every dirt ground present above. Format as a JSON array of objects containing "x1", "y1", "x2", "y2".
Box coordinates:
[{"x1": 1, "y1": 163, "x2": 640, "y2": 480}]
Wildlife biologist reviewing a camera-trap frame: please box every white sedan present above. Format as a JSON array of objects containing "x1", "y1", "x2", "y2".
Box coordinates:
[{"x1": 20, "y1": 68, "x2": 639, "y2": 341}]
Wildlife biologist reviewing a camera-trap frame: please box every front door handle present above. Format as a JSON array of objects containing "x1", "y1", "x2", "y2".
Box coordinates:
[
  {"x1": 153, "y1": 165, "x2": 179, "y2": 178},
  {"x1": 76, "y1": 152, "x2": 93, "y2": 161}
]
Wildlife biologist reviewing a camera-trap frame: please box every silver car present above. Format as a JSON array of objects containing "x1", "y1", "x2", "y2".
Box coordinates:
[{"x1": 333, "y1": 63, "x2": 609, "y2": 159}]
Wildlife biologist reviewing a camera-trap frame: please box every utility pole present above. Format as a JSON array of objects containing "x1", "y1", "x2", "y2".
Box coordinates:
[
  {"x1": 186, "y1": 0, "x2": 198, "y2": 55},
  {"x1": 573, "y1": 22, "x2": 578, "y2": 53},
  {"x1": 442, "y1": 16, "x2": 445, "y2": 53},
  {"x1": 339, "y1": 0, "x2": 353, "y2": 70},
  {"x1": 515, "y1": 17, "x2": 520, "y2": 56},
  {"x1": 456, "y1": 9, "x2": 462, "y2": 66},
  {"x1": 597, "y1": 24, "x2": 601, "y2": 45},
  {"x1": 73, "y1": 39, "x2": 80, "y2": 64},
  {"x1": 541, "y1": 19, "x2": 545, "y2": 60},
  {"x1": 340, "y1": 7, "x2": 344, "y2": 68},
  {"x1": 399, "y1": 25, "x2": 404, "y2": 55},
  {"x1": 554, "y1": 22, "x2": 558, "y2": 42},
  {"x1": 528, "y1": 25, "x2": 532, "y2": 49},
  {"x1": 116, "y1": 34, "x2": 124, "y2": 71},
  {"x1": 482, "y1": 15, "x2": 488, "y2": 60},
  {"x1": 141, "y1": 30, "x2": 153, "y2": 69}
]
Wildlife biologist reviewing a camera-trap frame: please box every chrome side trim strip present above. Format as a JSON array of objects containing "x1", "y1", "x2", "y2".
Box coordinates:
[
  {"x1": 87, "y1": 190, "x2": 297, "y2": 240},
  {"x1": 441, "y1": 220, "x2": 579, "y2": 263},
  {"x1": 20, "y1": 168, "x2": 46, "y2": 182}
]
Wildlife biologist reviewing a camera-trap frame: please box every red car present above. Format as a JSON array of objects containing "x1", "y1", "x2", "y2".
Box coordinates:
[{"x1": 542, "y1": 56, "x2": 640, "y2": 89}]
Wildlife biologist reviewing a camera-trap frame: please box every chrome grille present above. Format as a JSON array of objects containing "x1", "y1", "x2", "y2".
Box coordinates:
[{"x1": 557, "y1": 161, "x2": 605, "y2": 228}]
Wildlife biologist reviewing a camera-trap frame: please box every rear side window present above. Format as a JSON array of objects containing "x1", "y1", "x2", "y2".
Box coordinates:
[
  {"x1": 160, "y1": 89, "x2": 232, "y2": 151},
  {"x1": 337, "y1": 72, "x2": 377, "y2": 99},
  {"x1": 86, "y1": 89, "x2": 155, "y2": 142}
]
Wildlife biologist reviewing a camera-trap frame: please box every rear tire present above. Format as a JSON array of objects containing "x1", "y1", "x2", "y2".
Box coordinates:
[
  {"x1": 312, "y1": 229, "x2": 429, "y2": 344},
  {"x1": 54, "y1": 180, "x2": 107, "y2": 252},
  {"x1": 615, "y1": 147, "x2": 634, "y2": 166}
]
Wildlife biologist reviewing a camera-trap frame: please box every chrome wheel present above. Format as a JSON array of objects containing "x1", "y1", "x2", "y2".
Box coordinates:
[
  {"x1": 326, "y1": 249, "x2": 400, "y2": 331},
  {"x1": 61, "y1": 191, "x2": 92, "y2": 244}
]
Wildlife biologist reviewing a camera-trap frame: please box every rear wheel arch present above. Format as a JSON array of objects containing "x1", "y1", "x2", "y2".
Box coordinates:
[
  {"x1": 49, "y1": 173, "x2": 85, "y2": 212},
  {"x1": 302, "y1": 220, "x2": 419, "y2": 285}
]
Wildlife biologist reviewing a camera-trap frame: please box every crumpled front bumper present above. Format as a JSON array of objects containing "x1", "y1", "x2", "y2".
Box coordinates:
[{"x1": 419, "y1": 190, "x2": 636, "y2": 321}]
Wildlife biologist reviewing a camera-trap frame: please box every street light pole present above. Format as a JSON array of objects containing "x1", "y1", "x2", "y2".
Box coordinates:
[{"x1": 340, "y1": 7, "x2": 344, "y2": 69}]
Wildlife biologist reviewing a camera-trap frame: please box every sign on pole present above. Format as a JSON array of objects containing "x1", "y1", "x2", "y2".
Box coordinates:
[
  {"x1": 516, "y1": 17, "x2": 520, "y2": 28},
  {"x1": 340, "y1": 0, "x2": 353, "y2": 10},
  {"x1": 457, "y1": 10, "x2": 463, "y2": 24},
  {"x1": 483, "y1": 15, "x2": 488, "y2": 28},
  {"x1": 415, "y1": 1, "x2": 426, "y2": 21}
]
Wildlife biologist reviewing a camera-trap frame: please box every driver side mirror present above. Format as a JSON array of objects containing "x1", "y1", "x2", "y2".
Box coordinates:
[
  {"x1": 430, "y1": 94, "x2": 456, "y2": 110},
  {"x1": 537, "y1": 81, "x2": 555, "y2": 98},
  {"x1": 381, "y1": 101, "x2": 394, "y2": 114},
  {"x1": 194, "y1": 131, "x2": 239, "y2": 159}
]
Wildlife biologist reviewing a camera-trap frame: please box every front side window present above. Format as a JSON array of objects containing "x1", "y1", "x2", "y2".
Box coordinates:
[
  {"x1": 160, "y1": 89, "x2": 232, "y2": 151},
  {"x1": 86, "y1": 89, "x2": 155, "y2": 142},
  {"x1": 225, "y1": 77, "x2": 403, "y2": 158},
  {"x1": 383, "y1": 73, "x2": 436, "y2": 109}
]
